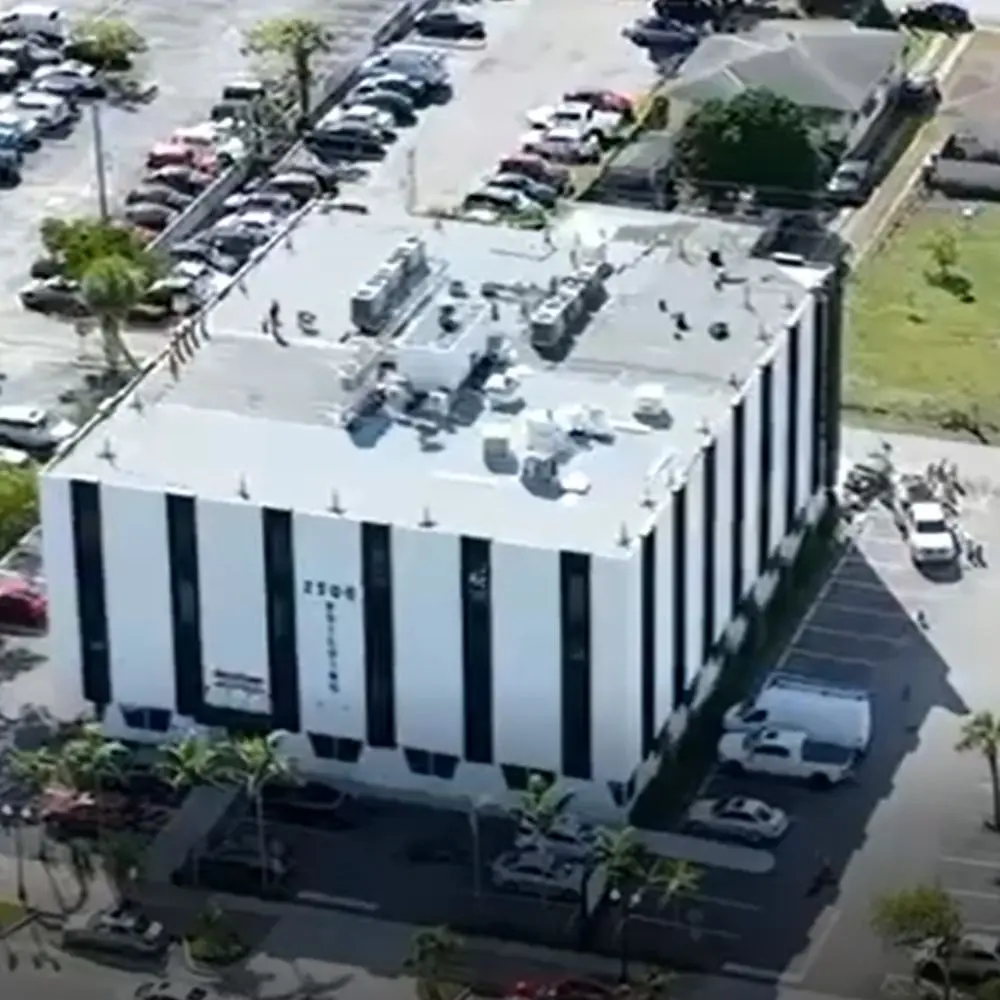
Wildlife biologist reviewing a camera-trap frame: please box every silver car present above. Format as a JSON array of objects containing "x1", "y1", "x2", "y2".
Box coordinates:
[
  {"x1": 491, "y1": 850, "x2": 585, "y2": 898},
  {"x1": 0, "y1": 405, "x2": 76, "y2": 451},
  {"x1": 684, "y1": 795, "x2": 790, "y2": 844}
]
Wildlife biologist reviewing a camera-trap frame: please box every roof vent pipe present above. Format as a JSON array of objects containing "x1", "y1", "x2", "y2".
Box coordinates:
[{"x1": 237, "y1": 475, "x2": 250, "y2": 500}]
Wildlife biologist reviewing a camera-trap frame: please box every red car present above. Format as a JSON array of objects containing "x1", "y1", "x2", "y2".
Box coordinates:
[
  {"x1": 0, "y1": 578, "x2": 46, "y2": 630},
  {"x1": 512, "y1": 978, "x2": 616, "y2": 1000},
  {"x1": 564, "y1": 88, "x2": 634, "y2": 119}
]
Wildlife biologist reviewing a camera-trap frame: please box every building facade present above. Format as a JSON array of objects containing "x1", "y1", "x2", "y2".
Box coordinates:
[{"x1": 40, "y1": 213, "x2": 843, "y2": 820}]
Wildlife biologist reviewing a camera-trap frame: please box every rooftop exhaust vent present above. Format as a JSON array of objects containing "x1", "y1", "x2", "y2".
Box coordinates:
[
  {"x1": 237, "y1": 475, "x2": 250, "y2": 500},
  {"x1": 329, "y1": 490, "x2": 345, "y2": 514},
  {"x1": 708, "y1": 249, "x2": 723, "y2": 268},
  {"x1": 350, "y1": 236, "x2": 429, "y2": 334},
  {"x1": 709, "y1": 321, "x2": 730, "y2": 341}
]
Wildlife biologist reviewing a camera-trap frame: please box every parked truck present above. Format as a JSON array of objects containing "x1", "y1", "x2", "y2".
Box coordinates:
[{"x1": 717, "y1": 728, "x2": 857, "y2": 788}]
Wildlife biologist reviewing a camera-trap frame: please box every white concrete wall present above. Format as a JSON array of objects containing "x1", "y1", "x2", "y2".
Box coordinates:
[
  {"x1": 101, "y1": 484, "x2": 174, "y2": 711},
  {"x1": 292, "y1": 511, "x2": 367, "y2": 742},
  {"x1": 683, "y1": 447, "x2": 705, "y2": 687},
  {"x1": 770, "y1": 335, "x2": 791, "y2": 551},
  {"x1": 652, "y1": 490, "x2": 676, "y2": 731},
  {"x1": 742, "y1": 365, "x2": 763, "y2": 593},
  {"x1": 490, "y1": 541, "x2": 561, "y2": 773},
  {"x1": 195, "y1": 497, "x2": 270, "y2": 715},
  {"x1": 391, "y1": 526, "x2": 463, "y2": 757},
  {"x1": 795, "y1": 307, "x2": 817, "y2": 518},
  {"x1": 713, "y1": 410, "x2": 735, "y2": 647}
]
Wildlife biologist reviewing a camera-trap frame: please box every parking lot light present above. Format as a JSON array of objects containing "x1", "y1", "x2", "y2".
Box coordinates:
[
  {"x1": 468, "y1": 794, "x2": 494, "y2": 899},
  {"x1": 609, "y1": 887, "x2": 643, "y2": 984},
  {"x1": 0, "y1": 802, "x2": 34, "y2": 905}
]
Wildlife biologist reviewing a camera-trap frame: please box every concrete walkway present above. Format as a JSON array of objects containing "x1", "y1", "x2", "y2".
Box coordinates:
[{"x1": 635, "y1": 830, "x2": 775, "y2": 874}]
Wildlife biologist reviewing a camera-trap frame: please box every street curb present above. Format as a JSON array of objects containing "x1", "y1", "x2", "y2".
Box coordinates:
[{"x1": 0, "y1": 911, "x2": 37, "y2": 940}]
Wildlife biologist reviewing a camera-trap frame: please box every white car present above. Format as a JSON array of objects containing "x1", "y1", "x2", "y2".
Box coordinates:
[
  {"x1": 215, "y1": 209, "x2": 279, "y2": 234},
  {"x1": 513, "y1": 813, "x2": 597, "y2": 859},
  {"x1": 525, "y1": 100, "x2": 620, "y2": 139},
  {"x1": 684, "y1": 796, "x2": 790, "y2": 844},
  {"x1": 521, "y1": 126, "x2": 601, "y2": 163},
  {"x1": 491, "y1": 850, "x2": 585, "y2": 898},
  {"x1": 906, "y1": 500, "x2": 957, "y2": 565},
  {"x1": 915, "y1": 933, "x2": 1000, "y2": 983},
  {"x1": 717, "y1": 728, "x2": 856, "y2": 787},
  {"x1": 15, "y1": 91, "x2": 75, "y2": 130},
  {"x1": 0, "y1": 406, "x2": 76, "y2": 451},
  {"x1": 328, "y1": 104, "x2": 395, "y2": 137},
  {"x1": 172, "y1": 122, "x2": 246, "y2": 165}
]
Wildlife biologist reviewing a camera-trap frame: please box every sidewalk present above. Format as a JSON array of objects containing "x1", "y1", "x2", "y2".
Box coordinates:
[{"x1": 0, "y1": 853, "x2": 114, "y2": 924}]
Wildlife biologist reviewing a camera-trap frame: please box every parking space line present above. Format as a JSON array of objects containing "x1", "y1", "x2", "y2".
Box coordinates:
[
  {"x1": 629, "y1": 913, "x2": 740, "y2": 941},
  {"x1": 296, "y1": 891, "x2": 380, "y2": 912},
  {"x1": 948, "y1": 889, "x2": 1000, "y2": 902},
  {"x1": 784, "y1": 646, "x2": 886, "y2": 669},
  {"x1": 941, "y1": 855, "x2": 1000, "y2": 869},
  {"x1": 799, "y1": 623, "x2": 905, "y2": 645},
  {"x1": 688, "y1": 893, "x2": 760, "y2": 912},
  {"x1": 813, "y1": 599, "x2": 914, "y2": 619}
]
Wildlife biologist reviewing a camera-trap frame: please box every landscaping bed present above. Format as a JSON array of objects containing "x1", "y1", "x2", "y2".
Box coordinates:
[
  {"x1": 184, "y1": 909, "x2": 250, "y2": 969},
  {"x1": 0, "y1": 899, "x2": 28, "y2": 933},
  {"x1": 846, "y1": 202, "x2": 1000, "y2": 441}
]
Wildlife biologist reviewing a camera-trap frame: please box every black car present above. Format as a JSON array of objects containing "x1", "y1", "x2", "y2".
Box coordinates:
[
  {"x1": 145, "y1": 165, "x2": 213, "y2": 196},
  {"x1": 125, "y1": 184, "x2": 194, "y2": 212},
  {"x1": 488, "y1": 171, "x2": 558, "y2": 207},
  {"x1": 306, "y1": 122, "x2": 385, "y2": 160},
  {"x1": 899, "y1": 1, "x2": 971, "y2": 30},
  {"x1": 262, "y1": 781, "x2": 355, "y2": 828},
  {"x1": 357, "y1": 72, "x2": 430, "y2": 107},
  {"x1": 415, "y1": 9, "x2": 486, "y2": 39},
  {"x1": 651, "y1": 0, "x2": 716, "y2": 23},
  {"x1": 0, "y1": 147, "x2": 19, "y2": 184}
]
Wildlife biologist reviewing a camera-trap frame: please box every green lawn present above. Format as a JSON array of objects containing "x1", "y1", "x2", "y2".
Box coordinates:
[
  {"x1": 0, "y1": 899, "x2": 26, "y2": 930},
  {"x1": 846, "y1": 205, "x2": 1000, "y2": 439}
]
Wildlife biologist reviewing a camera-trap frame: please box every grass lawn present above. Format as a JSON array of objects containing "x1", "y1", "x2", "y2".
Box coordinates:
[
  {"x1": 0, "y1": 899, "x2": 27, "y2": 930},
  {"x1": 846, "y1": 204, "x2": 1000, "y2": 439}
]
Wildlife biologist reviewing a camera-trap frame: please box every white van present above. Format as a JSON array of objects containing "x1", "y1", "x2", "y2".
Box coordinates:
[
  {"x1": 0, "y1": 4, "x2": 67, "y2": 42},
  {"x1": 723, "y1": 674, "x2": 872, "y2": 752}
]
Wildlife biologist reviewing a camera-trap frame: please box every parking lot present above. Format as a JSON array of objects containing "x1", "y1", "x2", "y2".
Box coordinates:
[
  {"x1": 622, "y1": 431, "x2": 1000, "y2": 998},
  {"x1": 341, "y1": 0, "x2": 657, "y2": 214}
]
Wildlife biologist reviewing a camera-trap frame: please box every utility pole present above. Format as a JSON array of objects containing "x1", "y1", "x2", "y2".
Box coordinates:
[
  {"x1": 91, "y1": 103, "x2": 109, "y2": 221},
  {"x1": 405, "y1": 147, "x2": 417, "y2": 215}
]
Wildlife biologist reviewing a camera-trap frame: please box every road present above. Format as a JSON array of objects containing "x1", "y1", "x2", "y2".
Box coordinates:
[{"x1": 0, "y1": 0, "x2": 409, "y2": 411}]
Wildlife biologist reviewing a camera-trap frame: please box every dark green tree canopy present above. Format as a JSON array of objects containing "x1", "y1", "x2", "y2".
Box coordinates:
[{"x1": 675, "y1": 88, "x2": 822, "y2": 194}]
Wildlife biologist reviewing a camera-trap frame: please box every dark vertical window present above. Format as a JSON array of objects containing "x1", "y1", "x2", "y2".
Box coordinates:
[
  {"x1": 785, "y1": 324, "x2": 801, "y2": 533},
  {"x1": 671, "y1": 486, "x2": 687, "y2": 708},
  {"x1": 361, "y1": 522, "x2": 396, "y2": 748},
  {"x1": 262, "y1": 508, "x2": 300, "y2": 733},
  {"x1": 640, "y1": 529, "x2": 656, "y2": 758},
  {"x1": 811, "y1": 300, "x2": 825, "y2": 494},
  {"x1": 757, "y1": 363, "x2": 774, "y2": 575},
  {"x1": 731, "y1": 400, "x2": 746, "y2": 610},
  {"x1": 559, "y1": 551, "x2": 591, "y2": 780},
  {"x1": 70, "y1": 480, "x2": 110, "y2": 707},
  {"x1": 460, "y1": 535, "x2": 493, "y2": 764},
  {"x1": 166, "y1": 493, "x2": 203, "y2": 718},
  {"x1": 701, "y1": 443, "x2": 718, "y2": 663}
]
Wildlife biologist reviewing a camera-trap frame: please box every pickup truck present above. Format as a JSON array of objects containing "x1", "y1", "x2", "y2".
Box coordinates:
[
  {"x1": 894, "y1": 476, "x2": 958, "y2": 565},
  {"x1": 717, "y1": 728, "x2": 856, "y2": 788},
  {"x1": 526, "y1": 100, "x2": 623, "y2": 144}
]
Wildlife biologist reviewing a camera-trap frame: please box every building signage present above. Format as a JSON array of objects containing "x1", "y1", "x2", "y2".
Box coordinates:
[{"x1": 302, "y1": 580, "x2": 358, "y2": 696}]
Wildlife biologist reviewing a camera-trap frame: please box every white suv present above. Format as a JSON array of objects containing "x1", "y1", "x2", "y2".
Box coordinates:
[{"x1": 0, "y1": 406, "x2": 76, "y2": 451}]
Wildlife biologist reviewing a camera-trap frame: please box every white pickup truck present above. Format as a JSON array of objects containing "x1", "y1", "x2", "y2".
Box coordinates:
[
  {"x1": 894, "y1": 477, "x2": 958, "y2": 565},
  {"x1": 525, "y1": 100, "x2": 622, "y2": 144},
  {"x1": 718, "y1": 728, "x2": 856, "y2": 788}
]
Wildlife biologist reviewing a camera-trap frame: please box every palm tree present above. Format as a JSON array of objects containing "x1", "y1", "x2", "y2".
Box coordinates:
[
  {"x1": 9, "y1": 747, "x2": 60, "y2": 793},
  {"x1": 244, "y1": 17, "x2": 330, "y2": 125},
  {"x1": 69, "y1": 16, "x2": 146, "y2": 71},
  {"x1": 97, "y1": 830, "x2": 146, "y2": 902},
  {"x1": 80, "y1": 255, "x2": 146, "y2": 375},
  {"x1": 58, "y1": 723, "x2": 128, "y2": 794},
  {"x1": 956, "y1": 711, "x2": 1000, "y2": 830},
  {"x1": 405, "y1": 926, "x2": 462, "y2": 1000},
  {"x1": 514, "y1": 772, "x2": 573, "y2": 843},
  {"x1": 218, "y1": 732, "x2": 294, "y2": 887}
]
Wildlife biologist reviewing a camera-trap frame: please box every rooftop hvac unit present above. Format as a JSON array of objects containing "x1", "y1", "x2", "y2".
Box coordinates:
[
  {"x1": 350, "y1": 280, "x2": 390, "y2": 334},
  {"x1": 523, "y1": 409, "x2": 567, "y2": 459},
  {"x1": 634, "y1": 383, "x2": 669, "y2": 419},
  {"x1": 482, "y1": 422, "x2": 514, "y2": 464},
  {"x1": 425, "y1": 389, "x2": 450, "y2": 417},
  {"x1": 484, "y1": 371, "x2": 522, "y2": 409},
  {"x1": 339, "y1": 362, "x2": 362, "y2": 390},
  {"x1": 574, "y1": 262, "x2": 606, "y2": 310},
  {"x1": 529, "y1": 298, "x2": 567, "y2": 347},
  {"x1": 391, "y1": 235, "x2": 429, "y2": 279},
  {"x1": 383, "y1": 374, "x2": 411, "y2": 411}
]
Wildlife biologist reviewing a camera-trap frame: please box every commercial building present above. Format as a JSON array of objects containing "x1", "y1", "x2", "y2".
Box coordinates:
[{"x1": 41, "y1": 203, "x2": 843, "y2": 818}]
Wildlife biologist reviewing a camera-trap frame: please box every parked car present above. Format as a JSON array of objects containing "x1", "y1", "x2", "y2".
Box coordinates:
[
  {"x1": 717, "y1": 728, "x2": 857, "y2": 787},
  {"x1": 491, "y1": 851, "x2": 584, "y2": 899},
  {"x1": 170, "y1": 238, "x2": 238, "y2": 274},
  {"x1": 213, "y1": 820, "x2": 291, "y2": 860},
  {"x1": 14, "y1": 89, "x2": 75, "y2": 130},
  {"x1": 651, "y1": 0, "x2": 717, "y2": 24},
  {"x1": 463, "y1": 185, "x2": 540, "y2": 216},
  {"x1": 0, "y1": 5, "x2": 69, "y2": 44},
  {"x1": 62, "y1": 904, "x2": 168, "y2": 958},
  {"x1": 224, "y1": 189, "x2": 298, "y2": 216},
  {"x1": 0, "y1": 578, "x2": 45, "y2": 629},
  {"x1": 497, "y1": 153, "x2": 571, "y2": 192},
  {"x1": 894, "y1": 476, "x2": 958, "y2": 565},
  {"x1": 145, "y1": 164, "x2": 213, "y2": 196},
  {"x1": 0, "y1": 108, "x2": 41, "y2": 149},
  {"x1": 32, "y1": 61, "x2": 104, "y2": 98},
  {"x1": 146, "y1": 139, "x2": 215, "y2": 172},
  {"x1": 899, "y1": 1, "x2": 971, "y2": 30},
  {"x1": 522, "y1": 127, "x2": 601, "y2": 164},
  {"x1": 487, "y1": 171, "x2": 558, "y2": 207},
  {"x1": 0, "y1": 146, "x2": 19, "y2": 182},
  {"x1": 345, "y1": 87, "x2": 416, "y2": 126},
  {"x1": 563, "y1": 88, "x2": 634, "y2": 117},
  {"x1": 19, "y1": 277, "x2": 85, "y2": 316},
  {"x1": 898, "y1": 73, "x2": 941, "y2": 109},
  {"x1": 825, "y1": 158, "x2": 872, "y2": 207},
  {"x1": 623, "y1": 16, "x2": 700, "y2": 48},
  {"x1": 723, "y1": 674, "x2": 872, "y2": 752},
  {"x1": 526, "y1": 100, "x2": 622, "y2": 144},
  {"x1": 414, "y1": 8, "x2": 486, "y2": 39},
  {"x1": 172, "y1": 121, "x2": 245, "y2": 166},
  {"x1": 0, "y1": 37, "x2": 59, "y2": 72},
  {"x1": 124, "y1": 202, "x2": 177, "y2": 232},
  {"x1": 513, "y1": 813, "x2": 596, "y2": 859},
  {"x1": 327, "y1": 104, "x2": 396, "y2": 142},
  {"x1": 915, "y1": 933, "x2": 1000, "y2": 983},
  {"x1": 354, "y1": 72, "x2": 429, "y2": 107},
  {"x1": 0, "y1": 404, "x2": 76, "y2": 450},
  {"x1": 684, "y1": 796, "x2": 790, "y2": 843},
  {"x1": 261, "y1": 780, "x2": 352, "y2": 827},
  {"x1": 0, "y1": 56, "x2": 19, "y2": 89},
  {"x1": 255, "y1": 171, "x2": 321, "y2": 206},
  {"x1": 306, "y1": 120, "x2": 385, "y2": 160},
  {"x1": 125, "y1": 184, "x2": 193, "y2": 212}
]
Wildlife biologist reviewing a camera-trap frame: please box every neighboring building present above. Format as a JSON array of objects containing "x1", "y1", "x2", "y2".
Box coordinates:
[
  {"x1": 41, "y1": 204, "x2": 844, "y2": 819},
  {"x1": 928, "y1": 119, "x2": 1000, "y2": 200},
  {"x1": 668, "y1": 20, "x2": 905, "y2": 155},
  {"x1": 584, "y1": 131, "x2": 677, "y2": 210}
]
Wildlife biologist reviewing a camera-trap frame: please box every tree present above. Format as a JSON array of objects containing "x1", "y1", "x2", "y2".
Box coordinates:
[
  {"x1": 0, "y1": 463, "x2": 38, "y2": 556},
  {"x1": 513, "y1": 773, "x2": 573, "y2": 842},
  {"x1": 39, "y1": 217, "x2": 160, "y2": 284},
  {"x1": 9, "y1": 747, "x2": 59, "y2": 793},
  {"x1": 956, "y1": 711, "x2": 1000, "y2": 831},
  {"x1": 405, "y1": 926, "x2": 462, "y2": 1000},
  {"x1": 58, "y1": 724, "x2": 128, "y2": 794},
  {"x1": 97, "y1": 831, "x2": 146, "y2": 902},
  {"x1": 218, "y1": 733, "x2": 294, "y2": 886},
  {"x1": 925, "y1": 228, "x2": 959, "y2": 279},
  {"x1": 69, "y1": 17, "x2": 146, "y2": 71},
  {"x1": 244, "y1": 17, "x2": 330, "y2": 124},
  {"x1": 872, "y1": 885, "x2": 963, "y2": 1000},
  {"x1": 80, "y1": 255, "x2": 147, "y2": 374},
  {"x1": 675, "y1": 88, "x2": 822, "y2": 196}
]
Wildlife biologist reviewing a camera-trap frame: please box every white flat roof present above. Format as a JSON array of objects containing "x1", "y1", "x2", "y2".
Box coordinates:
[{"x1": 49, "y1": 204, "x2": 827, "y2": 556}]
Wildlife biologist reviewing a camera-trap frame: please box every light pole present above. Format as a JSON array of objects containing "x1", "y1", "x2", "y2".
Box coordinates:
[
  {"x1": 90, "y1": 103, "x2": 110, "y2": 221},
  {"x1": 609, "y1": 887, "x2": 643, "y2": 984},
  {"x1": 1, "y1": 804, "x2": 33, "y2": 906},
  {"x1": 468, "y1": 794, "x2": 493, "y2": 898}
]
